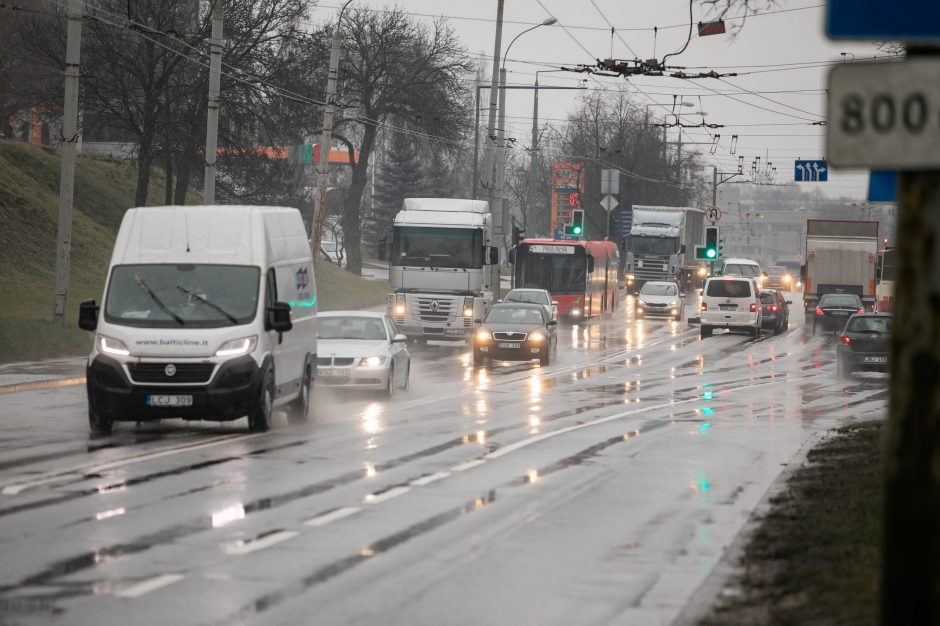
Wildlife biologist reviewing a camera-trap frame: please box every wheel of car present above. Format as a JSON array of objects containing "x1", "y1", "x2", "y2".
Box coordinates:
[
  {"x1": 88, "y1": 401, "x2": 113, "y2": 436},
  {"x1": 837, "y1": 357, "x2": 852, "y2": 379},
  {"x1": 248, "y1": 369, "x2": 274, "y2": 433},
  {"x1": 751, "y1": 326, "x2": 761, "y2": 338},
  {"x1": 773, "y1": 320, "x2": 783, "y2": 336},
  {"x1": 286, "y1": 364, "x2": 311, "y2": 424},
  {"x1": 540, "y1": 347, "x2": 550, "y2": 365},
  {"x1": 382, "y1": 371, "x2": 394, "y2": 398},
  {"x1": 400, "y1": 361, "x2": 410, "y2": 391},
  {"x1": 700, "y1": 325, "x2": 713, "y2": 339}
]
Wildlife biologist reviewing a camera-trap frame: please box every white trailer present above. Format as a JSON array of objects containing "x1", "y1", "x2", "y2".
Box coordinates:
[{"x1": 804, "y1": 219, "x2": 879, "y2": 311}]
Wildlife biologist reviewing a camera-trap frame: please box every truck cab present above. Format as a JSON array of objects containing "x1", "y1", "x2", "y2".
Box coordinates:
[{"x1": 384, "y1": 198, "x2": 500, "y2": 342}]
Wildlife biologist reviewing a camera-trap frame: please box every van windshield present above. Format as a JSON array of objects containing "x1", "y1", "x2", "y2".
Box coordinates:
[
  {"x1": 105, "y1": 264, "x2": 261, "y2": 328},
  {"x1": 707, "y1": 279, "x2": 752, "y2": 298}
]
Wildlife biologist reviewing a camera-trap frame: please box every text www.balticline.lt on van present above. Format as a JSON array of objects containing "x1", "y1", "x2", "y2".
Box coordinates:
[{"x1": 134, "y1": 339, "x2": 209, "y2": 347}]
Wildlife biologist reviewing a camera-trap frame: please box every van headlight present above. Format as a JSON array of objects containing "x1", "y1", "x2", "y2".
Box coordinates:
[
  {"x1": 215, "y1": 336, "x2": 258, "y2": 357},
  {"x1": 360, "y1": 356, "x2": 386, "y2": 367},
  {"x1": 97, "y1": 335, "x2": 130, "y2": 356}
]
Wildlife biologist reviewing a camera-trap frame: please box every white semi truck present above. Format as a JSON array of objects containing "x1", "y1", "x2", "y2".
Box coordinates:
[
  {"x1": 383, "y1": 198, "x2": 500, "y2": 342},
  {"x1": 624, "y1": 205, "x2": 705, "y2": 293},
  {"x1": 804, "y1": 219, "x2": 879, "y2": 312}
]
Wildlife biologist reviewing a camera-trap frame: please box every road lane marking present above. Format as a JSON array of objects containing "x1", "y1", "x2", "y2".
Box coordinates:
[
  {"x1": 0, "y1": 377, "x2": 86, "y2": 395},
  {"x1": 225, "y1": 530, "x2": 298, "y2": 556},
  {"x1": 304, "y1": 506, "x2": 361, "y2": 527},
  {"x1": 115, "y1": 573, "x2": 185, "y2": 598},
  {"x1": 411, "y1": 471, "x2": 450, "y2": 486},
  {"x1": 363, "y1": 486, "x2": 410, "y2": 504},
  {"x1": 0, "y1": 434, "x2": 260, "y2": 496},
  {"x1": 451, "y1": 459, "x2": 485, "y2": 472}
]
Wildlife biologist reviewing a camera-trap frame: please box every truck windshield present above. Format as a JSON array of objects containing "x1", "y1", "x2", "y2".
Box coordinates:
[
  {"x1": 517, "y1": 253, "x2": 586, "y2": 294},
  {"x1": 392, "y1": 227, "x2": 483, "y2": 269},
  {"x1": 630, "y1": 236, "x2": 679, "y2": 256},
  {"x1": 105, "y1": 264, "x2": 260, "y2": 328}
]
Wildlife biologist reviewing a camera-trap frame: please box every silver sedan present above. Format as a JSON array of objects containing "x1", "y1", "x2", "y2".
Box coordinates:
[{"x1": 316, "y1": 311, "x2": 410, "y2": 396}]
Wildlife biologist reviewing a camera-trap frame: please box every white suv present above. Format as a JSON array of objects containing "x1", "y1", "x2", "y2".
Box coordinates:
[{"x1": 700, "y1": 276, "x2": 762, "y2": 338}]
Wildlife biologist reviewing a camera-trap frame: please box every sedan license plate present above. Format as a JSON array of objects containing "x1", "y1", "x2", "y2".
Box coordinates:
[
  {"x1": 498, "y1": 342, "x2": 521, "y2": 349},
  {"x1": 147, "y1": 394, "x2": 193, "y2": 407},
  {"x1": 719, "y1": 304, "x2": 737, "y2": 311},
  {"x1": 318, "y1": 368, "x2": 350, "y2": 377},
  {"x1": 864, "y1": 356, "x2": 887, "y2": 364},
  {"x1": 831, "y1": 311, "x2": 849, "y2": 317}
]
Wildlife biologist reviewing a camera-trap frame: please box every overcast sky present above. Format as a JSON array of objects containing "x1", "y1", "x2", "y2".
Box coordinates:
[{"x1": 313, "y1": 1, "x2": 880, "y2": 199}]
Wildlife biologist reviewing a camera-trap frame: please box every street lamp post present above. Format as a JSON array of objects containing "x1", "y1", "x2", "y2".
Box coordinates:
[{"x1": 494, "y1": 17, "x2": 556, "y2": 251}]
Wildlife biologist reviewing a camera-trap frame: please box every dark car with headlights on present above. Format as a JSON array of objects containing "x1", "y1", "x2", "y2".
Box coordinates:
[
  {"x1": 473, "y1": 303, "x2": 557, "y2": 366},
  {"x1": 837, "y1": 313, "x2": 890, "y2": 378},
  {"x1": 759, "y1": 289, "x2": 791, "y2": 335},
  {"x1": 812, "y1": 293, "x2": 865, "y2": 334}
]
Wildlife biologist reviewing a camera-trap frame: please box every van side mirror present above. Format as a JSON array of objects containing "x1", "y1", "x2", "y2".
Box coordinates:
[
  {"x1": 786, "y1": 300, "x2": 793, "y2": 305},
  {"x1": 79, "y1": 299, "x2": 98, "y2": 331},
  {"x1": 266, "y1": 301, "x2": 293, "y2": 332},
  {"x1": 488, "y1": 247, "x2": 499, "y2": 265}
]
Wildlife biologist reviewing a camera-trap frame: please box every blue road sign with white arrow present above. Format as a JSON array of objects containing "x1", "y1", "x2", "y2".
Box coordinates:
[{"x1": 794, "y1": 159, "x2": 828, "y2": 182}]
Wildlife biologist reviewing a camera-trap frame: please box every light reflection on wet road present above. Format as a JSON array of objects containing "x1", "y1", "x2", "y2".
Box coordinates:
[{"x1": 0, "y1": 294, "x2": 887, "y2": 625}]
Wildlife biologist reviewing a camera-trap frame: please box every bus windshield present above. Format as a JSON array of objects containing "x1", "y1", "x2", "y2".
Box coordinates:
[
  {"x1": 517, "y1": 253, "x2": 587, "y2": 294},
  {"x1": 392, "y1": 227, "x2": 483, "y2": 269},
  {"x1": 630, "y1": 236, "x2": 679, "y2": 256}
]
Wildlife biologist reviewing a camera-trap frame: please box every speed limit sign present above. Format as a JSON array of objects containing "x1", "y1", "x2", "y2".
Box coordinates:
[
  {"x1": 828, "y1": 59, "x2": 940, "y2": 168},
  {"x1": 705, "y1": 206, "x2": 722, "y2": 222}
]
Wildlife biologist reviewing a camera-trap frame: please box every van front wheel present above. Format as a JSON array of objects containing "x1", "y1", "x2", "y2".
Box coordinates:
[
  {"x1": 248, "y1": 369, "x2": 274, "y2": 432},
  {"x1": 287, "y1": 366, "x2": 311, "y2": 424},
  {"x1": 88, "y1": 402, "x2": 113, "y2": 436}
]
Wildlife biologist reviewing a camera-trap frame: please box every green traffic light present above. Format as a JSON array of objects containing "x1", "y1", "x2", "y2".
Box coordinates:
[
  {"x1": 573, "y1": 227, "x2": 582, "y2": 235},
  {"x1": 706, "y1": 248, "x2": 716, "y2": 259}
]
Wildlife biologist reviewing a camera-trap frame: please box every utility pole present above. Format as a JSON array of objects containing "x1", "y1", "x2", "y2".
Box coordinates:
[
  {"x1": 481, "y1": 0, "x2": 504, "y2": 236},
  {"x1": 472, "y1": 83, "x2": 482, "y2": 200},
  {"x1": 203, "y1": 0, "x2": 223, "y2": 205},
  {"x1": 528, "y1": 74, "x2": 539, "y2": 233},
  {"x1": 495, "y1": 66, "x2": 507, "y2": 249},
  {"x1": 51, "y1": 0, "x2": 82, "y2": 324},
  {"x1": 312, "y1": 0, "x2": 354, "y2": 257}
]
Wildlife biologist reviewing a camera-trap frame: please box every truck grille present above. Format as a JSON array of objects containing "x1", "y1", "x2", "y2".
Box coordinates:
[
  {"x1": 417, "y1": 297, "x2": 455, "y2": 322},
  {"x1": 127, "y1": 362, "x2": 215, "y2": 384}
]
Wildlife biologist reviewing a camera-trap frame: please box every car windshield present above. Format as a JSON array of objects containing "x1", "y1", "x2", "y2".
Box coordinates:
[
  {"x1": 706, "y1": 279, "x2": 753, "y2": 298},
  {"x1": 517, "y1": 253, "x2": 587, "y2": 294},
  {"x1": 846, "y1": 316, "x2": 892, "y2": 333},
  {"x1": 640, "y1": 283, "x2": 677, "y2": 297},
  {"x1": 723, "y1": 263, "x2": 761, "y2": 278},
  {"x1": 820, "y1": 294, "x2": 861, "y2": 307},
  {"x1": 392, "y1": 226, "x2": 483, "y2": 269},
  {"x1": 319, "y1": 317, "x2": 388, "y2": 340},
  {"x1": 105, "y1": 264, "x2": 260, "y2": 328},
  {"x1": 506, "y1": 291, "x2": 550, "y2": 305},
  {"x1": 485, "y1": 307, "x2": 544, "y2": 325}
]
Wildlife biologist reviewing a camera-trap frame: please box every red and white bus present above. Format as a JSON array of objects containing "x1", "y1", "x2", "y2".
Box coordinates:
[{"x1": 511, "y1": 239, "x2": 620, "y2": 319}]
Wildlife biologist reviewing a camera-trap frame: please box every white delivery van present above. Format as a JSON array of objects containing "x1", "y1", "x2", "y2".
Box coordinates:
[{"x1": 78, "y1": 206, "x2": 317, "y2": 435}]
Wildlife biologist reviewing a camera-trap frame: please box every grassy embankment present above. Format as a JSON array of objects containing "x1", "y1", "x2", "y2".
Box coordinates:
[
  {"x1": 701, "y1": 421, "x2": 883, "y2": 625},
  {"x1": 0, "y1": 140, "x2": 388, "y2": 364}
]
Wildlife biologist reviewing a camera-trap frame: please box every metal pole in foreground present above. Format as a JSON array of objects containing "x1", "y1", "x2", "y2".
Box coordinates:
[
  {"x1": 472, "y1": 84, "x2": 481, "y2": 200},
  {"x1": 51, "y1": 0, "x2": 82, "y2": 324},
  {"x1": 494, "y1": 66, "x2": 507, "y2": 250},
  {"x1": 312, "y1": 0, "x2": 354, "y2": 257},
  {"x1": 881, "y1": 50, "x2": 940, "y2": 622},
  {"x1": 203, "y1": 1, "x2": 223, "y2": 205}
]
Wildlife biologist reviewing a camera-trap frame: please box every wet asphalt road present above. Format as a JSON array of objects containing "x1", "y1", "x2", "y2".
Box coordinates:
[{"x1": 0, "y1": 294, "x2": 887, "y2": 626}]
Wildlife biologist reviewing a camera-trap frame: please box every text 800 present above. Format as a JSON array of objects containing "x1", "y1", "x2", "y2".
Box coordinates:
[{"x1": 840, "y1": 93, "x2": 936, "y2": 135}]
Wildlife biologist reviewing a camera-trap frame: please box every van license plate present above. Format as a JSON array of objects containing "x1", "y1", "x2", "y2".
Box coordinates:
[
  {"x1": 498, "y1": 342, "x2": 520, "y2": 349},
  {"x1": 147, "y1": 395, "x2": 193, "y2": 407},
  {"x1": 719, "y1": 304, "x2": 737, "y2": 311}
]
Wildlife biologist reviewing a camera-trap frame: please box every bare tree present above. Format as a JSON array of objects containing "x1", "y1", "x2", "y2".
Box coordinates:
[{"x1": 330, "y1": 8, "x2": 473, "y2": 275}]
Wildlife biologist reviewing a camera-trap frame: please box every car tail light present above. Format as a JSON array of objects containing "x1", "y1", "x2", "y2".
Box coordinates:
[
  {"x1": 840, "y1": 335, "x2": 851, "y2": 346},
  {"x1": 749, "y1": 303, "x2": 757, "y2": 312},
  {"x1": 701, "y1": 302, "x2": 707, "y2": 311},
  {"x1": 771, "y1": 305, "x2": 778, "y2": 312},
  {"x1": 815, "y1": 308, "x2": 824, "y2": 316}
]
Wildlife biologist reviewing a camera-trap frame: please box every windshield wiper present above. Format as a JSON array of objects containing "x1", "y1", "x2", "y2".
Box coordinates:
[
  {"x1": 134, "y1": 276, "x2": 184, "y2": 325},
  {"x1": 176, "y1": 285, "x2": 239, "y2": 325}
]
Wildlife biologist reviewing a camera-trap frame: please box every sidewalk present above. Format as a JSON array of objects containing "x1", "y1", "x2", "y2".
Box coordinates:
[{"x1": 0, "y1": 357, "x2": 86, "y2": 393}]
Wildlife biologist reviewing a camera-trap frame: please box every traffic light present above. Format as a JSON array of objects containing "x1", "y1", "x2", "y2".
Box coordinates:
[
  {"x1": 564, "y1": 209, "x2": 584, "y2": 237},
  {"x1": 704, "y1": 226, "x2": 719, "y2": 259},
  {"x1": 512, "y1": 225, "x2": 526, "y2": 247}
]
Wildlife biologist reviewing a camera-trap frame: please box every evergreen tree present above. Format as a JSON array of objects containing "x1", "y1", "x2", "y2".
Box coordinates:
[
  {"x1": 422, "y1": 149, "x2": 453, "y2": 198},
  {"x1": 369, "y1": 133, "x2": 424, "y2": 242}
]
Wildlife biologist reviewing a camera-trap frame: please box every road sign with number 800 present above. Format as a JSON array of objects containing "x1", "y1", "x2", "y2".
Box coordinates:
[{"x1": 828, "y1": 60, "x2": 940, "y2": 168}]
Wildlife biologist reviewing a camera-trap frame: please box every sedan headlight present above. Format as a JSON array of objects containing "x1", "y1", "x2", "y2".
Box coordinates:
[
  {"x1": 97, "y1": 335, "x2": 130, "y2": 356},
  {"x1": 215, "y1": 336, "x2": 258, "y2": 357},
  {"x1": 359, "y1": 356, "x2": 386, "y2": 367},
  {"x1": 476, "y1": 329, "x2": 492, "y2": 342},
  {"x1": 529, "y1": 333, "x2": 545, "y2": 343}
]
